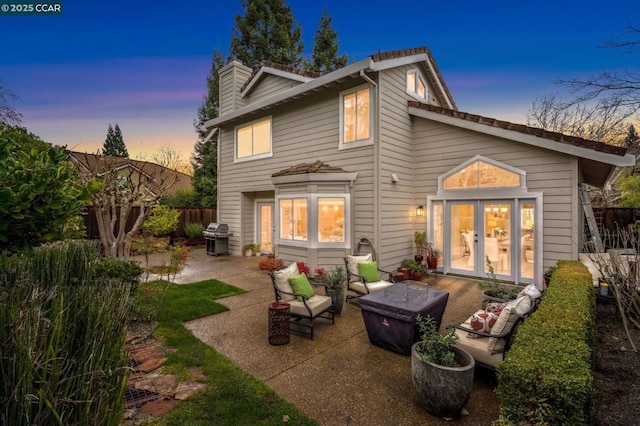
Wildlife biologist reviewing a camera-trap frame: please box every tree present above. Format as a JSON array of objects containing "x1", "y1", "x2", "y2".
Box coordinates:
[
  {"x1": 0, "y1": 81, "x2": 22, "y2": 125},
  {"x1": 102, "y1": 123, "x2": 129, "y2": 157},
  {"x1": 305, "y1": 9, "x2": 348, "y2": 73},
  {"x1": 191, "y1": 48, "x2": 225, "y2": 207},
  {"x1": 137, "y1": 144, "x2": 192, "y2": 175},
  {"x1": 0, "y1": 125, "x2": 88, "y2": 254},
  {"x1": 623, "y1": 123, "x2": 639, "y2": 150},
  {"x1": 72, "y1": 153, "x2": 180, "y2": 258},
  {"x1": 230, "y1": 0, "x2": 304, "y2": 68}
]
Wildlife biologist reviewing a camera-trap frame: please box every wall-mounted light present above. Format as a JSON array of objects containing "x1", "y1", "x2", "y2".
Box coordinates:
[{"x1": 416, "y1": 206, "x2": 424, "y2": 217}]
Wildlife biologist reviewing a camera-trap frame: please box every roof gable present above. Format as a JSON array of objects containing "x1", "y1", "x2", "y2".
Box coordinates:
[{"x1": 240, "y1": 61, "x2": 322, "y2": 97}]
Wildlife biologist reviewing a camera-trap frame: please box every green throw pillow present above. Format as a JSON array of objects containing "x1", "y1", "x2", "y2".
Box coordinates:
[
  {"x1": 358, "y1": 261, "x2": 380, "y2": 283},
  {"x1": 288, "y1": 273, "x2": 315, "y2": 302}
]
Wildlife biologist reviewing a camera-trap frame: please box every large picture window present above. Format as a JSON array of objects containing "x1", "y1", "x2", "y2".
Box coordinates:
[
  {"x1": 235, "y1": 117, "x2": 272, "y2": 161},
  {"x1": 279, "y1": 198, "x2": 307, "y2": 241},
  {"x1": 340, "y1": 84, "x2": 372, "y2": 149},
  {"x1": 318, "y1": 198, "x2": 345, "y2": 243}
]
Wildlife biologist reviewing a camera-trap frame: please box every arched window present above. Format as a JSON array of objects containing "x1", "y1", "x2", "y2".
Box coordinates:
[{"x1": 440, "y1": 156, "x2": 525, "y2": 191}]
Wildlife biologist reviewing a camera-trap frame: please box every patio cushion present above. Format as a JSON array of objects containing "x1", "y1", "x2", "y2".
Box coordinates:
[
  {"x1": 517, "y1": 283, "x2": 542, "y2": 301},
  {"x1": 289, "y1": 273, "x2": 315, "y2": 302},
  {"x1": 288, "y1": 294, "x2": 332, "y2": 317},
  {"x1": 273, "y1": 262, "x2": 299, "y2": 301},
  {"x1": 455, "y1": 314, "x2": 504, "y2": 368},
  {"x1": 349, "y1": 279, "x2": 394, "y2": 295},
  {"x1": 358, "y1": 261, "x2": 380, "y2": 283},
  {"x1": 347, "y1": 253, "x2": 373, "y2": 277},
  {"x1": 469, "y1": 310, "x2": 499, "y2": 337},
  {"x1": 488, "y1": 295, "x2": 532, "y2": 354}
]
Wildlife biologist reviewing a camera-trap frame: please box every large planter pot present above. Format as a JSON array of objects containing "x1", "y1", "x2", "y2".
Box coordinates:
[
  {"x1": 326, "y1": 288, "x2": 346, "y2": 314},
  {"x1": 411, "y1": 343, "x2": 475, "y2": 418}
]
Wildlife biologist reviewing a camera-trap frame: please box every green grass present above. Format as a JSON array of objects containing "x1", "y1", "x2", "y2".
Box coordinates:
[{"x1": 139, "y1": 279, "x2": 318, "y2": 426}]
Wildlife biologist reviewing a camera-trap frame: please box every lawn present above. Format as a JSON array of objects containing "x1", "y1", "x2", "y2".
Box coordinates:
[{"x1": 136, "y1": 279, "x2": 318, "y2": 425}]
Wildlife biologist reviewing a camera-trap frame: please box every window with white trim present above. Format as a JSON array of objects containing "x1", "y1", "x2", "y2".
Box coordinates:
[
  {"x1": 235, "y1": 116, "x2": 272, "y2": 161},
  {"x1": 279, "y1": 198, "x2": 307, "y2": 241},
  {"x1": 406, "y1": 69, "x2": 427, "y2": 101},
  {"x1": 318, "y1": 198, "x2": 345, "y2": 243},
  {"x1": 340, "y1": 84, "x2": 372, "y2": 149}
]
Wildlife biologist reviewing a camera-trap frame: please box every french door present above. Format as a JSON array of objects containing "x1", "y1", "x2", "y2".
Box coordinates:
[
  {"x1": 257, "y1": 201, "x2": 274, "y2": 253},
  {"x1": 445, "y1": 200, "x2": 535, "y2": 283}
]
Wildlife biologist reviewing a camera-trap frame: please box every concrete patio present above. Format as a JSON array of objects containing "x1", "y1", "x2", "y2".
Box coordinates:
[{"x1": 146, "y1": 247, "x2": 501, "y2": 425}]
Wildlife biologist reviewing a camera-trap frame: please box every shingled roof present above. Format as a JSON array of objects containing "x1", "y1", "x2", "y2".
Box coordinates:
[
  {"x1": 408, "y1": 101, "x2": 628, "y2": 157},
  {"x1": 272, "y1": 161, "x2": 350, "y2": 177}
]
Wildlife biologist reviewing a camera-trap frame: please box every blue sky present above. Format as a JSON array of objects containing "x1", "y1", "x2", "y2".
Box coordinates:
[{"x1": 1, "y1": 0, "x2": 638, "y2": 162}]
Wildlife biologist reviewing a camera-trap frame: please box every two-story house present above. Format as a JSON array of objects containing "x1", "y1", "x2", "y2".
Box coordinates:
[{"x1": 204, "y1": 47, "x2": 634, "y2": 287}]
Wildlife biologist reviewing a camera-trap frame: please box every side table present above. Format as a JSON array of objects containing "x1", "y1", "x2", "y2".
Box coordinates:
[{"x1": 268, "y1": 302, "x2": 291, "y2": 345}]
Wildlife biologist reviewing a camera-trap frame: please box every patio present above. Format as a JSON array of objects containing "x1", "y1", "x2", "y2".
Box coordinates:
[{"x1": 154, "y1": 248, "x2": 501, "y2": 425}]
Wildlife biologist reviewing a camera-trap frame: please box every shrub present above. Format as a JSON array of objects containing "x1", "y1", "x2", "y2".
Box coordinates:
[
  {"x1": 142, "y1": 205, "x2": 180, "y2": 236},
  {"x1": 184, "y1": 222, "x2": 205, "y2": 239},
  {"x1": 496, "y1": 260, "x2": 595, "y2": 425},
  {"x1": 0, "y1": 240, "x2": 130, "y2": 424},
  {"x1": 92, "y1": 256, "x2": 144, "y2": 293}
]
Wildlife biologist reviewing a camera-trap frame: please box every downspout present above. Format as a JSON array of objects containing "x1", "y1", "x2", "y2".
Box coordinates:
[{"x1": 360, "y1": 69, "x2": 377, "y2": 87}]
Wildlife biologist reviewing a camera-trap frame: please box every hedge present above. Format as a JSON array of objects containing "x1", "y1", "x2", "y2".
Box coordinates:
[{"x1": 496, "y1": 260, "x2": 596, "y2": 425}]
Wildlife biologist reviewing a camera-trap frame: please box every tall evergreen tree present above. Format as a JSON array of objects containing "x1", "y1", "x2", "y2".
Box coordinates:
[
  {"x1": 623, "y1": 123, "x2": 639, "y2": 151},
  {"x1": 230, "y1": 0, "x2": 304, "y2": 68},
  {"x1": 306, "y1": 9, "x2": 348, "y2": 73},
  {"x1": 191, "y1": 48, "x2": 226, "y2": 207},
  {"x1": 102, "y1": 123, "x2": 128, "y2": 157}
]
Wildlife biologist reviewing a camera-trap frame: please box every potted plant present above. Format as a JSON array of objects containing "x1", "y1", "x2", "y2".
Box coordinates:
[
  {"x1": 414, "y1": 231, "x2": 427, "y2": 263},
  {"x1": 314, "y1": 266, "x2": 347, "y2": 314},
  {"x1": 411, "y1": 315, "x2": 474, "y2": 418},
  {"x1": 242, "y1": 243, "x2": 260, "y2": 256},
  {"x1": 258, "y1": 254, "x2": 283, "y2": 271},
  {"x1": 424, "y1": 242, "x2": 439, "y2": 270},
  {"x1": 184, "y1": 222, "x2": 205, "y2": 246},
  {"x1": 401, "y1": 259, "x2": 423, "y2": 281},
  {"x1": 481, "y1": 257, "x2": 520, "y2": 303}
]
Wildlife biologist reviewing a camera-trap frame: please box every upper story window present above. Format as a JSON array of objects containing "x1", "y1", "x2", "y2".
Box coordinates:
[
  {"x1": 406, "y1": 69, "x2": 427, "y2": 101},
  {"x1": 235, "y1": 116, "x2": 272, "y2": 162},
  {"x1": 340, "y1": 84, "x2": 373, "y2": 149}
]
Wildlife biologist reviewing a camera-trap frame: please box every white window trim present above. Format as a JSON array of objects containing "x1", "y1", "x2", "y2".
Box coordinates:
[
  {"x1": 234, "y1": 115, "x2": 273, "y2": 163},
  {"x1": 339, "y1": 84, "x2": 374, "y2": 150},
  {"x1": 406, "y1": 69, "x2": 428, "y2": 102},
  {"x1": 274, "y1": 193, "x2": 351, "y2": 249}
]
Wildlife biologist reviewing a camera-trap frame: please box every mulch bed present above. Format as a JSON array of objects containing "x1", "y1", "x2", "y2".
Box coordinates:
[{"x1": 593, "y1": 303, "x2": 640, "y2": 425}]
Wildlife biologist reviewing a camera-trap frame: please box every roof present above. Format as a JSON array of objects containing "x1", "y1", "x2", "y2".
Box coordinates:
[
  {"x1": 205, "y1": 46, "x2": 456, "y2": 128},
  {"x1": 408, "y1": 101, "x2": 627, "y2": 156},
  {"x1": 67, "y1": 151, "x2": 192, "y2": 194},
  {"x1": 272, "y1": 161, "x2": 350, "y2": 177},
  {"x1": 240, "y1": 61, "x2": 322, "y2": 93}
]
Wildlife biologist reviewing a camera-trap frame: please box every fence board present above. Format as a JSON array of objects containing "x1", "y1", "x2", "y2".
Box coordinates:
[{"x1": 83, "y1": 207, "x2": 217, "y2": 239}]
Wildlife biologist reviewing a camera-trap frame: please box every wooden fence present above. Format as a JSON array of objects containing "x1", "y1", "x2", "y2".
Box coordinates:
[{"x1": 83, "y1": 207, "x2": 217, "y2": 240}]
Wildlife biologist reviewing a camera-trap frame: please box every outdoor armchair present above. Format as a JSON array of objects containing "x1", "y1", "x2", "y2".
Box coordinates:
[
  {"x1": 269, "y1": 263, "x2": 335, "y2": 340},
  {"x1": 343, "y1": 254, "x2": 395, "y2": 302}
]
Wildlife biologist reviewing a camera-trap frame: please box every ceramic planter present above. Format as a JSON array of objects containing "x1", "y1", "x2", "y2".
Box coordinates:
[
  {"x1": 411, "y1": 343, "x2": 475, "y2": 418},
  {"x1": 326, "y1": 288, "x2": 346, "y2": 314}
]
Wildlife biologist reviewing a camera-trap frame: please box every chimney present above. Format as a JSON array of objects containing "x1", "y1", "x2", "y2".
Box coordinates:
[{"x1": 218, "y1": 59, "x2": 253, "y2": 116}]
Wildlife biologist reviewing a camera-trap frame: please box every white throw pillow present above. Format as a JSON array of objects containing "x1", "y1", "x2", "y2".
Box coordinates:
[
  {"x1": 273, "y1": 262, "x2": 299, "y2": 302},
  {"x1": 347, "y1": 254, "x2": 373, "y2": 277},
  {"x1": 488, "y1": 296, "x2": 532, "y2": 354},
  {"x1": 518, "y1": 284, "x2": 542, "y2": 301}
]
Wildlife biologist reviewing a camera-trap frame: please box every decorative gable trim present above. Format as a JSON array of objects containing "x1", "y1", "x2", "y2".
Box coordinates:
[{"x1": 241, "y1": 65, "x2": 316, "y2": 98}]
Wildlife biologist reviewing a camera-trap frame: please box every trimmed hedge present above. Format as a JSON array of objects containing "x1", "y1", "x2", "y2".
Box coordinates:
[{"x1": 496, "y1": 260, "x2": 596, "y2": 425}]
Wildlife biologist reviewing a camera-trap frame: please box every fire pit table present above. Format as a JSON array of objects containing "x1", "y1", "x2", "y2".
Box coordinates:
[{"x1": 359, "y1": 282, "x2": 449, "y2": 356}]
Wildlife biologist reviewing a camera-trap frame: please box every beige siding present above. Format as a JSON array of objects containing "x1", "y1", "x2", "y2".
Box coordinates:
[
  {"x1": 218, "y1": 83, "x2": 377, "y2": 266},
  {"x1": 245, "y1": 74, "x2": 303, "y2": 103},
  {"x1": 219, "y1": 61, "x2": 252, "y2": 116},
  {"x1": 411, "y1": 118, "x2": 579, "y2": 271}
]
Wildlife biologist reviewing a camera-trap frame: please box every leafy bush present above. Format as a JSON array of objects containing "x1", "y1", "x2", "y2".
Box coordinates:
[
  {"x1": 0, "y1": 240, "x2": 130, "y2": 424},
  {"x1": 184, "y1": 222, "x2": 205, "y2": 239},
  {"x1": 142, "y1": 205, "x2": 180, "y2": 236},
  {"x1": 92, "y1": 255, "x2": 144, "y2": 293},
  {"x1": 496, "y1": 260, "x2": 595, "y2": 425},
  {"x1": 160, "y1": 189, "x2": 202, "y2": 207},
  {"x1": 414, "y1": 315, "x2": 459, "y2": 367}
]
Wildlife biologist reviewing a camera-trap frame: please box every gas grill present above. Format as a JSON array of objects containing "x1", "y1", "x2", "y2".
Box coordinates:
[{"x1": 204, "y1": 223, "x2": 232, "y2": 256}]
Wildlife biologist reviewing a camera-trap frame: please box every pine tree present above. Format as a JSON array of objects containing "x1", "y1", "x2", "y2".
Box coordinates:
[
  {"x1": 307, "y1": 9, "x2": 348, "y2": 73},
  {"x1": 230, "y1": 0, "x2": 304, "y2": 68},
  {"x1": 102, "y1": 123, "x2": 128, "y2": 157},
  {"x1": 191, "y1": 48, "x2": 225, "y2": 207},
  {"x1": 623, "y1": 123, "x2": 639, "y2": 151}
]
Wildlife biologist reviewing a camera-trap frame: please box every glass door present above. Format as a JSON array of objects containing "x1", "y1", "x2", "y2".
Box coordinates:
[
  {"x1": 257, "y1": 202, "x2": 274, "y2": 253},
  {"x1": 448, "y1": 203, "x2": 476, "y2": 274},
  {"x1": 482, "y1": 202, "x2": 512, "y2": 278}
]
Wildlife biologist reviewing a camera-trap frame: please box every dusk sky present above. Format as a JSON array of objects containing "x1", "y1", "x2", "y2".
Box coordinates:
[{"x1": 2, "y1": 0, "x2": 638, "y2": 164}]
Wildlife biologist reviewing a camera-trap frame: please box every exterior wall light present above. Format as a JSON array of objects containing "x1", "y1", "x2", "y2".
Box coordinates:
[{"x1": 416, "y1": 206, "x2": 424, "y2": 217}]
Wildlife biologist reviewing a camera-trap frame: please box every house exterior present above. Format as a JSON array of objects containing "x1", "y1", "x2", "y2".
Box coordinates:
[{"x1": 204, "y1": 47, "x2": 634, "y2": 287}]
